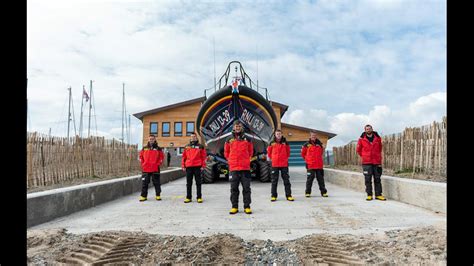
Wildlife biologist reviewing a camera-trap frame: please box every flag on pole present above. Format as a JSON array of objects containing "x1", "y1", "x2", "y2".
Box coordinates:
[{"x1": 83, "y1": 87, "x2": 90, "y2": 102}]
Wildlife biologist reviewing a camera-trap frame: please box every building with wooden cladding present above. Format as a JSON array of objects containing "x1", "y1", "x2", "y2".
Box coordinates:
[{"x1": 133, "y1": 96, "x2": 336, "y2": 166}]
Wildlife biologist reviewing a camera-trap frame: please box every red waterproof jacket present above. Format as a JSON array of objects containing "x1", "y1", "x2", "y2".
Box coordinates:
[
  {"x1": 139, "y1": 143, "x2": 164, "y2": 173},
  {"x1": 356, "y1": 132, "x2": 383, "y2": 165},
  {"x1": 301, "y1": 139, "x2": 324, "y2": 170},
  {"x1": 224, "y1": 131, "x2": 253, "y2": 171},
  {"x1": 181, "y1": 141, "x2": 207, "y2": 168},
  {"x1": 267, "y1": 136, "x2": 290, "y2": 167}
]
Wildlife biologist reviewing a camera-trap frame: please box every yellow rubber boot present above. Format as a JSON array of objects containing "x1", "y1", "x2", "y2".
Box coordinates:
[
  {"x1": 322, "y1": 193, "x2": 328, "y2": 197},
  {"x1": 305, "y1": 193, "x2": 311, "y2": 198},
  {"x1": 366, "y1": 195, "x2": 373, "y2": 201},
  {"x1": 287, "y1": 196, "x2": 294, "y2": 201},
  {"x1": 271, "y1": 197, "x2": 277, "y2": 202},
  {"x1": 184, "y1": 198, "x2": 192, "y2": 203},
  {"x1": 139, "y1": 196, "x2": 147, "y2": 202},
  {"x1": 229, "y1": 208, "x2": 238, "y2": 214},
  {"x1": 155, "y1": 196, "x2": 161, "y2": 201},
  {"x1": 197, "y1": 198, "x2": 203, "y2": 203},
  {"x1": 244, "y1": 208, "x2": 252, "y2": 214},
  {"x1": 375, "y1": 195, "x2": 387, "y2": 201}
]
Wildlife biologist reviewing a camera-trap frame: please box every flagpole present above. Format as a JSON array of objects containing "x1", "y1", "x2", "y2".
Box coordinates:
[
  {"x1": 88, "y1": 80, "x2": 92, "y2": 138},
  {"x1": 122, "y1": 83, "x2": 125, "y2": 143},
  {"x1": 79, "y1": 85, "x2": 85, "y2": 138},
  {"x1": 67, "y1": 87, "x2": 72, "y2": 140},
  {"x1": 71, "y1": 89, "x2": 77, "y2": 137}
]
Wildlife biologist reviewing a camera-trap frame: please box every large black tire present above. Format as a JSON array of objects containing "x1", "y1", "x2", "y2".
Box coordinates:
[
  {"x1": 257, "y1": 160, "x2": 272, "y2": 182},
  {"x1": 202, "y1": 162, "x2": 219, "y2": 183}
]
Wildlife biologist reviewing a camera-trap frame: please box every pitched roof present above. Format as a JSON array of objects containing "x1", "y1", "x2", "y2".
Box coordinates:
[
  {"x1": 269, "y1": 101, "x2": 289, "y2": 118},
  {"x1": 280, "y1": 122, "x2": 337, "y2": 139},
  {"x1": 133, "y1": 97, "x2": 206, "y2": 121}
]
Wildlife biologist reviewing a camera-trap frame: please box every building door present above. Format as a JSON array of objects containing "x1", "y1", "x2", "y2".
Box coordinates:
[{"x1": 287, "y1": 141, "x2": 306, "y2": 166}]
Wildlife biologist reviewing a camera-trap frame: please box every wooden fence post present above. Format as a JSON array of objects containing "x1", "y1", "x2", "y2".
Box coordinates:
[
  {"x1": 400, "y1": 132, "x2": 404, "y2": 171},
  {"x1": 40, "y1": 138, "x2": 46, "y2": 186},
  {"x1": 90, "y1": 138, "x2": 95, "y2": 177},
  {"x1": 412, "y1": 139, "x2": 417, "y2": 177}
]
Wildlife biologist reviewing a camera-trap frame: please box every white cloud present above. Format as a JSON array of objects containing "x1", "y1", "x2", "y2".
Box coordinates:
[
  {"x1": 283, "y1": 92, "x2": 446, "y2": 150},
  {"x1": 284, "y1": 109, "x2": 331, "y2": 131},
  {"x1": 330, "y1": 113, "x2": 370, "y2": 140},
  {"x1": 27, "y1": 0, "x2": 446, "y2": 148}
]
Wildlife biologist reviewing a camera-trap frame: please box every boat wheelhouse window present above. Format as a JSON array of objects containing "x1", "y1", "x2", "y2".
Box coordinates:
[
  {"x1": 174, "y1": 122, "x2": 183, "y2": 137},
  {"x1": 162, "y1": 122, "x2": 170, "y2": 137},
  {"x1": 186, "y1": 122, "x2": 194, "y2": 136},
  {"x1": 150, "y1": 122, "x2": 158, "y2": 135}
]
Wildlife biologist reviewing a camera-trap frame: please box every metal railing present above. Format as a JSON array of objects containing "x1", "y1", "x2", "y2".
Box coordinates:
[{"x1": 203, "y1": 61, "x2": 270, "y2": 101}]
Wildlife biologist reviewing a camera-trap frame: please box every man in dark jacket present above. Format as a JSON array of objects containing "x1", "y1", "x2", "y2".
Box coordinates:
[
  {"x1": 267, "y1": 129, "x2": 294, "y2": 202},
  {"x1": 139, "y1": 134, "x2": 164, "y2": 202},
  {"x1": 224, "y1": 121, "x2": 254, "y2": 215},
  {"x1": 181, "y1": 133, "x2": 207, "y2": 203},
  {"x1": 167, "y1": 151, "x2": 171, "y2": 167},
  {"x1": 356, "y1": 124, "x2": 386, "y2": 201},
  {"x1": 301, "y1": 131, "x2": 328, "y2": 198}
]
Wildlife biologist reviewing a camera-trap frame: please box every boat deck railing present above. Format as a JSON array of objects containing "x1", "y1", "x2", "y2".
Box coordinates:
[{"x1": 203, "y1": 61, "x2": 270, "y2": 101}]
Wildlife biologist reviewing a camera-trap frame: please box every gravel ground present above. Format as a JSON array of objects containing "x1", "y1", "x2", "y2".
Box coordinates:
[{"x1": 27, "y1": 225, "x2": 446, "y2": 265}]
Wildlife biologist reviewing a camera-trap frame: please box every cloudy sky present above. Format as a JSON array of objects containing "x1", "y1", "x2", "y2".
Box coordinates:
[{"x1": 27, "y1": 0, "x2": 446, "y2": 149}]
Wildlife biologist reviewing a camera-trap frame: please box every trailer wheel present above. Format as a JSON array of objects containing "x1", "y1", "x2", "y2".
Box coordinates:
[
  {"x1": 257, "y1": 160, "x2": 272, "y2": 182},
  {"x1": 202, "y1": 162, "x2": 218, "y2": 183}
]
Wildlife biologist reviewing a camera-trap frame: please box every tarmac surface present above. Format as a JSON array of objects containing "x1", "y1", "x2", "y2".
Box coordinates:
[{"x1": 29, "y1": 166, "x2": 446, "y2": 241}]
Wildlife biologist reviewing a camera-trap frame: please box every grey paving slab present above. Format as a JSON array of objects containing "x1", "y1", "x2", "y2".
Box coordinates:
[{"x1": 29, "y1": 167, "x2": 446, "y2": 241}]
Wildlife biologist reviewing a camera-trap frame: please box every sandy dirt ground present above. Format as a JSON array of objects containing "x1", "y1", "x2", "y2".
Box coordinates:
[{"x1": 27, "y1": 225, "x2": 446, "y2": 265}]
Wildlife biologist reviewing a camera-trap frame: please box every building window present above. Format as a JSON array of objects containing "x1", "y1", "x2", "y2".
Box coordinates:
[
  {"x1": 174, "y1": 122, "x2": 183, "y2": 136},
  {"x1": 162, "y1": 122, "x2": 170, "y2": 137},
  {"x1": 186, "y1": 122, "x2": 195, "y2": 136},
  {"x1": 150, "y1": 122, "x2": 158, "y2": 135}
]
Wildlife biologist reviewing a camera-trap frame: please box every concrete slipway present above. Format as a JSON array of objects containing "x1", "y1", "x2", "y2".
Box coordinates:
[{"x1": 29, "y1": 167, "x2": 446, "y2": 241}]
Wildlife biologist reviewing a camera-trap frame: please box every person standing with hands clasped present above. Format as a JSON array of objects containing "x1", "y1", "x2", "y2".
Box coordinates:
[
  {"x1": 356, "y1": 124, "x2": 386, "y2": 201},
  {"x1": 139, "y1": 134, "x2": 164, "y2": 202},
  {"x1": 301, "y1": 131, "x2": 328, "y2": 198},
  {"x1": 181, "y1": 133, "x2": 207, "y2": 203},
  {"x1": 267, "y1": 129, "x2": 294, "y2": 202},
  {"x1": 225, "y1": 121, "x2": 254, "y2": 215}
]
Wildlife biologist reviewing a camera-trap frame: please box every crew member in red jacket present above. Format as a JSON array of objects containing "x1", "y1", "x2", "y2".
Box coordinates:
[
  {"x1": 224, "y1": 121, "x2": 254, "y2": 215},
  {"x1": 356, "y1": 124, "x2": 386, "y2": 201},
  {"x1": 301, "y1": 131, "x2": 328, "y2": 198},
  {"x1": 182, "y1": 133, "x2": 207, "y2": 203},
  {"x1": 267, "y1": 129, "x2": 294, "y2": 202},
  {"x1": 139, "y1": 134, "x2": 164, "y2": 202}
]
